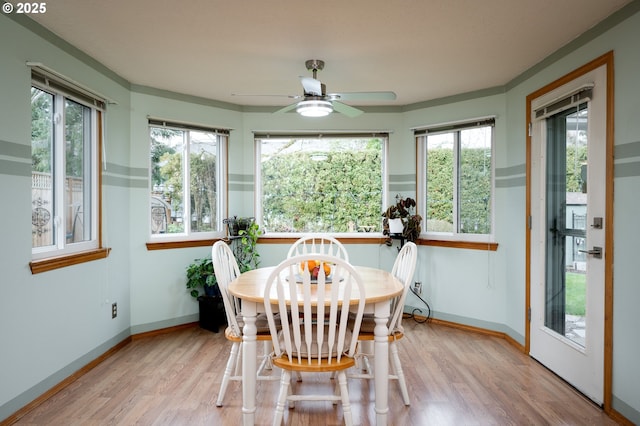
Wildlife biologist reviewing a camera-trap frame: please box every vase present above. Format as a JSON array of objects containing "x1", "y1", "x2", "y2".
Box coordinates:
[{"x1": 388, "y1": 218, "x2": 404, "y2": 235}]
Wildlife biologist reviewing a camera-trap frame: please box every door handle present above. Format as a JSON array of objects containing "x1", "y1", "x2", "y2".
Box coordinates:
[{"x1": 579, "y1": 246, "x2": 602, "y2": 259}]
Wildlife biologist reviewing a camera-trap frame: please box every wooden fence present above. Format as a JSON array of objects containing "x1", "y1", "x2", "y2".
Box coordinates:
[{"x1": 32, "y1": 172, "x2": 84, "y2": 247}]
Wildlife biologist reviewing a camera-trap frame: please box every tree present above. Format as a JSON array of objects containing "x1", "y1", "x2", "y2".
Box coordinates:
[
  {"x1": 426, "y1": 147, "x2": 491, "y2": 234},
  {"x1": 189, "y1": 153, "x2": 217, "y2": 231},
  {"x1": 566, "y1": 144, "x2": 587, "y2": 192},
  {"x1": 261, "y1": 138, "x2": 383, "y2": 232},
  {"x1": 150, "y1": 130, "x2": 177, "y2": 186},
  {"x1": 31, "y1": 87, "x2": 53, "y2": 173}
]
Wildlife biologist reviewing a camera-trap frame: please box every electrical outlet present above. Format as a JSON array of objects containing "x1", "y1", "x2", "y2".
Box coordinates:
[
  {"x1": 413, "y1": 282, "x2": 422, "y2": 295},
  {"x1": 111, "y1": 302, "x2": 117, "y2": 319}
]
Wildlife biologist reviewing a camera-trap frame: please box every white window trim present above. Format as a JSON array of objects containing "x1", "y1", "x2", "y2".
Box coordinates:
[
  {"x1": 254, "y1": 132, "x2": 389, "y2": 237},
  {"x1": 148, "y1": 121, "x2": 228, "y2": 241},
  {"x1": 31, "y1": 83, "x2": 101, "y2": 260},
  {"x1": 416, "y1": 117, "x2": 496, "y2": 244}
]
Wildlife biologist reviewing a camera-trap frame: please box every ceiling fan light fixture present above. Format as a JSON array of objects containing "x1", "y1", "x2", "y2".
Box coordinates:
[{"x1": 296, "y1": 100, "x2": 333, "y2": 117}]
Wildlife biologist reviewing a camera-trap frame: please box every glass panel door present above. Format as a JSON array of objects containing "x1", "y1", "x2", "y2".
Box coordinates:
[
  {"x1": 529, "y1": 62, "x2": 607, "y2": 405},
  {"x1": 545, "y1": 104, "x2": 588, "y2": 346}
]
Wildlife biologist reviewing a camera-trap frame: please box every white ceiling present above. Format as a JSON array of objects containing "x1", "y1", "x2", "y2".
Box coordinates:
[{"x1": 28, "y1": 0, "x2": 632, "y2": 108}]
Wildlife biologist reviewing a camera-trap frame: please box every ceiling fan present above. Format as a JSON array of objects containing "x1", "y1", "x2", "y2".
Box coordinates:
[{"x1": 234, "y1": 59, "x2": 396, "y2": 117}]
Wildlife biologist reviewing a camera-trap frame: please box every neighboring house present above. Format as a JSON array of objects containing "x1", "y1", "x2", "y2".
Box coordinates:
[{"x1": 566, "y1": 192, "x2": 587, "y2": 271}]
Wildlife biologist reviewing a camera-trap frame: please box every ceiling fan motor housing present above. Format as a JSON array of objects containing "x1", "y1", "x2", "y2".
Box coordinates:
[{"x1": 305, "y1": 59, "x2": 325, "y2": 72}]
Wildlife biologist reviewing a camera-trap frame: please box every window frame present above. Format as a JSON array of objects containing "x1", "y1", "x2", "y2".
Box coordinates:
[
  {"x1": 148, "y1": 120, "x2": 228, "y2": 242},
  {"x1": 416, "y1": 117, "x2": 496, "y2": 244},
  {"x1": 254, "y1": 132, "x2": 389, "y2": 238},
  {"x1": 29, "y1": 70, "x2": 108, "y2": 273}
]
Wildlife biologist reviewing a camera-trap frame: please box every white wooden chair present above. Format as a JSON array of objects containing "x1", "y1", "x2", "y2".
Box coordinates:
[
  {"x1": 263, "y1": 254, "x2": 366, "y2": 426},
  {"x1": 288, "y1": 235, "x2": 350, "y2": 381},
  {"x1": 211, "y1": 240, "x2": 279, "y2": 407},
  {"x1": 349, "y1": 241, "x2": 417, "y2": 406},
  {"x1": 287, "y1": 234, "x2": 349, "y2": 261}
]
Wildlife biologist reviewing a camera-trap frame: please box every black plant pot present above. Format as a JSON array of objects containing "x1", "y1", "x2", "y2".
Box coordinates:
[
  {"x1": 224, "y1": 217, "x2": 254, "y2": 237},
  {"x1": 197, "y1": 295, "x2": 227, "y2": 333}
]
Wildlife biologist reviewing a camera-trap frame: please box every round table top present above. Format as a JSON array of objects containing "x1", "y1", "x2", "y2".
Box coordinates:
[{"x1": 228, "y1": 265, "x2": 403, "y2": 305}]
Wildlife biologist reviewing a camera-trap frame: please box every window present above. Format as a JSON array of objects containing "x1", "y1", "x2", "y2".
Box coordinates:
[
  {"x1": 255, "y1": 133, "x2": 387, "y2": 234},
  {"x1": 31, "y1": 71, "x2": 103, "y2": 262},
  {"x1": 416, "y1": 118, "x2": 494, "y2": 241},
  {"x1": 149, "y1": 120, "x2": 227, "y2": 240}
]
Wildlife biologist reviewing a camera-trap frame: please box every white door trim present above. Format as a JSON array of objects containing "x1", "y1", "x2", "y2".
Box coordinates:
[{"x1": 525, "y1": 51, "x2": 614, "y2": 412}]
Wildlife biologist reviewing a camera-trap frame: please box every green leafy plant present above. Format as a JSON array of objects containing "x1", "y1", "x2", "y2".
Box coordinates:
[
  {"x1": 224, "y1": 216, "x2": 255, "y2": 236},
  {"x1": 185, "y1": 219, "x2": 262, "y2": 299},
  {"x1": 235, "y1": 220, "x2": 263, "y2": 273},
  {"x1": 260, "y1": 138, "x2": 383, "y2": 233},
  {"x1": 382, "y1": 195, "x2": 422, "y2": 245},
  {"x1": 185, "y1": 257, "x2": 218, "y2": 298}
]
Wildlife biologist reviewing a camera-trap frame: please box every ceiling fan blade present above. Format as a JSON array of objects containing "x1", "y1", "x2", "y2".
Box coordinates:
[
  {"x1": 328, "y1": 91, "x2": 397, "y2": 101},
  {"x1": 273, "y1": 102, "x2": 299, "y2": 114},
  {"x1": 232, "y1": 93, "x2": 301, "y2": 99},
  {"x1": 331, "y1": 101, "x2": 363, "y2": 118},
  {"x1": 300, "y1": 77, "x2": 323, "y2": 96}
]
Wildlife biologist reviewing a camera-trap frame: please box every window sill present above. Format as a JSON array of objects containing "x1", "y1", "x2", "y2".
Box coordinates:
[
  {"x1": 417, "y1": 239, "x2": 498, "y2": 251},
  {"x1": 260, "y1": 235, "x2": 498, "y2": 251},
  {"x1": 30, "y1": 247, "x2": 111, "y2": 274},
  {"x1": 144, "y1": 236, "x2": 498, "y2": 251},
  {"x1": 146, "y1": 239, "x2": 219, "y2": 250}
]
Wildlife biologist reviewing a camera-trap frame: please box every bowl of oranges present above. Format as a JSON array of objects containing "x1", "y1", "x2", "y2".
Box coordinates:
[{"x1": 299, "y1": 259, "x2": 333, "y2": 281}]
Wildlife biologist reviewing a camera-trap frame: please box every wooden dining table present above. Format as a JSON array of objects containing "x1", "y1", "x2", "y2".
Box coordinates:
[{"x1": 228, "y1": 264, "x2": 403, "y2": 426}]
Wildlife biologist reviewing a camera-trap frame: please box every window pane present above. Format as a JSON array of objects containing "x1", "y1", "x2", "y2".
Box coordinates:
[
  {"x1": 459, "y1": 127, "x2": 492, "y2": 234},
  {"x1": 260, "y1": 137, "x2": 383, "y2": 233},
  {"x1": 31, "y1": 78, "x2": 101, "y2": 261},
  {"x1": 31, "y1": 88, "x2": 55, "y2": 248},
  {"x1": 426, "y1": 133, "x2": 454, "y2": 232},
  {"x1": 189, "y1": 131, "x2": 219, "y2": 233},
  {"x1": 150, "y1": 128, "x2": 184, "y2": 234},
  {"x1": 64, "y1": 99, "x2": 91, "y2": 243}
]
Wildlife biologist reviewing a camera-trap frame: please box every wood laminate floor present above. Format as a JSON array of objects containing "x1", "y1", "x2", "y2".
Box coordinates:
[{"x1": 11, "y1": 320, "x2": 618, "y2": 425}]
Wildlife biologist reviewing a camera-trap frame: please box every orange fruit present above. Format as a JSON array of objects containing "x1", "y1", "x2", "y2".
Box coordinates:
[
  {"x1": 307, "y1": 260, "x2": 317, "y2": 271},
  {"x1": 323, "y1": 263, "x2": 332, "y2": 276},
  {"x1": 299, "y1": 260, "x2": 332, "y2": 277},
  {"x1": 300, "y1": 260, "x2": 317, "y2": 273}
]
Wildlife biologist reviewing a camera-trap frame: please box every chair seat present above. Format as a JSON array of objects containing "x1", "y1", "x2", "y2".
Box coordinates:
[
  {"x1": 272, "y1": 353, "x2": 356, "y2": 372},
  {"x1": 349, "y1": 312, "x2": 382, "y2": 333},
  {"x1": 238, "y1": 312, "x2": 271, "y2": 331},
  {"x1": 353, "y1": 313, "x2": 404, "y2": 340},
  {"x1": 358, "y1": 331, "x2": 404, "y2": 342},
  {"x1": 224, "y1": 326, "x2": 273, "y2": 342},
  {"x1": 356, "y1": 330, "x2": 404, "y2": 342},
  {"x1": 347, "y1": 312, "x2": 397, "y2": 332}
]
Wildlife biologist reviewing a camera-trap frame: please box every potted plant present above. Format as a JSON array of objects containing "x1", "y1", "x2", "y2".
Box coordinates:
[
  {"x1": 234, "y1": 220, "x2": 263, "y2": 272},
  {"x1": 186, "y1": 257, "x2": 218, "y2": 298},
  {"x1": 186, "y1": 257, "x2": 226, "y2": 332},
  {"x1": 382, "y1": 195, "x2": 422, "y2": 246},
  {"x1": 224, "y1": 216, "x2": 255, "y2": 237}
]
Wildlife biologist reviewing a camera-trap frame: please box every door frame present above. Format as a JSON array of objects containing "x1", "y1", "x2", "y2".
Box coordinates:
[{"x1": 525, "y1": 51, "x2": 614, "y2": 412}]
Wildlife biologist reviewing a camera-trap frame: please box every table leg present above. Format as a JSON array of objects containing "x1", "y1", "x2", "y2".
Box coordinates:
[
  {"x1": 241, "y1": 302, "x2": 258, "y2": 426},
  {"x1": 373, "y1": 300, "x2": 390, "y2": 426}
]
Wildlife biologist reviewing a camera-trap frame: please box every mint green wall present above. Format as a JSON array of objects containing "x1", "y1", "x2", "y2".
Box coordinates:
[
  {"x1": 0, "y1": 14, "x2": 133, "y2": 418},
  {"x1": 2, "y1": 3, "x2": 640, "y2": 423},
  {"x1": 501, "y1": 7, "x2": 640, "y2": 421},
  {"x1": 402, "y1": 94, "x2": 512, "y2": 334},
  {"x1": 127, "y1": 91, "x2": 244, "y2": 332}
]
